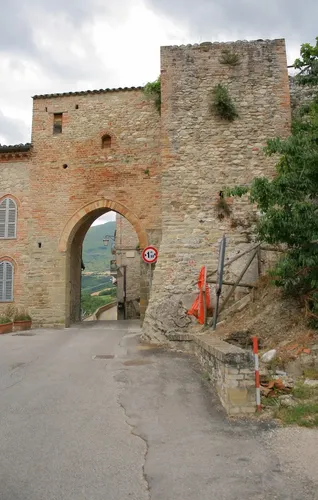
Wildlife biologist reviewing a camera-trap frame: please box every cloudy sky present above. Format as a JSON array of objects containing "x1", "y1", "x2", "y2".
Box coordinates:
[
  {"x1": 1, "y1": 0, "x2": 316, "y2": 225},
  {"x1": 1, "y1": 0, "x2": 317, "y2": 148}
]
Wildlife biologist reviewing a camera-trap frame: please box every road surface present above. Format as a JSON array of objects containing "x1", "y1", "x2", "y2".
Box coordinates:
[{"x1": 0, "y1": 321, "x2": 316, "y2": 500}]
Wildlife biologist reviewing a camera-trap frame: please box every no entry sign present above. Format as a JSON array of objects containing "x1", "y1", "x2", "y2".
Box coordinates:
[{"x1": 142, "y1": 246, "x2": 158, "y2": 264}]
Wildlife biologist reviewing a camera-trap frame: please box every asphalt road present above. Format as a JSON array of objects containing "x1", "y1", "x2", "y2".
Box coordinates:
[{"x1": 0, "y1": 321, "x2": 316, "y2": 500}]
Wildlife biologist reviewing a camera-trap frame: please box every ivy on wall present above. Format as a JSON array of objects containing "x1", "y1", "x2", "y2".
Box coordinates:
[{"x1": 143, "y1": 77, "x2": 161, "y2": 113}]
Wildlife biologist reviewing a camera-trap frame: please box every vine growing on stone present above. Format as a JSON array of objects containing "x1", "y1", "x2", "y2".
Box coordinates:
[
  {"x1": 143, "y1": 77, "x2": 161, "y2": 113},
  {"x1": 210, "y1": 84, "x2": 238, "y2": 121},
  {"x1": 219, "y1": 48, "x2": 241, "y2": 67}
]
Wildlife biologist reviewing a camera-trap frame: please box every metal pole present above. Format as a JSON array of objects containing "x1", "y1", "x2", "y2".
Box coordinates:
[
  {"x1": 202, "y1": 265, "x2": 207, "y2": 327},
  {"x1": 149, "y1": 263, "x2": 152, "y2": 294},
  {"x1": 252, "y1": 336, "x2": 261, "y2": 412},
  {"x1": 123, "y1": 265, "x2": 127, "y2": 320},
  {"x1": 211, "y1": 235, "x2": 226, "y2": 330},
  {"x1": 212, "y1": 290, "x2": 221, "y2": 331}
]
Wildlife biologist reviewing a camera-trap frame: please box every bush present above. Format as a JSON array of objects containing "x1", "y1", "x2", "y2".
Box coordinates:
[
  {"x1": 219, "y1": 48, "x2": 240, "y2": 66},
  {"x1": 99, "y1": 288, "x2": 117, "y2": 297},
  {"x1": 81, "y1": 293, "x2": 115, "y2": 318},
  {"x1": 143, "y1": 77, "x2": 161, "y2": 113},
  {"x1": 210, "y1": 84, "x2": 238, "y2": 121},
  {"x1": 0, "y1": 316, "x2": 12, "y2": 324},
  {"x1": 3, "y1": 304, "x2": 16, "y2": 321},
  {"x1": 14, "y1": 309, "x2": 31, "y2": 322}
]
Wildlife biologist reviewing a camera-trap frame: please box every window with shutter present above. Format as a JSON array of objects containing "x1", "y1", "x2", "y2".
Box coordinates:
[
  {"x1": 0, "y1": 261, "x2": 14, "y2": 302},
  {"x1": 0, "y1": 198, "x2": 17, "y2": 238}
]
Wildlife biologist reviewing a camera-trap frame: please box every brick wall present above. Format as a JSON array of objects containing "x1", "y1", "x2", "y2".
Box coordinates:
[
  {"x1": 0, "y1": 158, "x2": 31, "y2": 316},
  {"x1": 0, "y1": 89, "x2": 161, "y2": 325}
]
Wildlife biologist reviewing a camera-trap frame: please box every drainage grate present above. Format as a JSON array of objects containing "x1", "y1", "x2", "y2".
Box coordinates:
[
  {"x1": 92, "y1": 355, "x2": 114, "y2": 360},
  {"x1": 123, "y1": 359, "x2": 153, "y2": 366}
]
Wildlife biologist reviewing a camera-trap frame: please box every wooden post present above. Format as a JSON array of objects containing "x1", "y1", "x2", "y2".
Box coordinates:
[
  {"x1": 206, "y1": 243, "x2": 260, "y2": 279},
  {"x1": 207, "y1": 279, "x2": 257, "y2": 288},
  {"x1": 257, "y1": 246, "x2": 262, "y2": 277},
  {"x1": 219, "y1": 248, "x2": 259, "y2": 313}
]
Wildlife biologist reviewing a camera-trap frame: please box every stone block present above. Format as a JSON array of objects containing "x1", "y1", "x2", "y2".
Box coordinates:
[{"x1": 226, "y1": 387, "x2": 249, "y2": 405}]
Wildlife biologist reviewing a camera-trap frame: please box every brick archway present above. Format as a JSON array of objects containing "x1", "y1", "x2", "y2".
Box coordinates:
[
  {"x1": 58, "y1": 199, "x2": 149, "y2": 327},
  {"x1": 58, "y1": 199, "x2": 148, "y2": 253}
]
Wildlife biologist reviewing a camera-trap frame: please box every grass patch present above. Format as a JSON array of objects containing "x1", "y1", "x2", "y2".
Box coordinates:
[
  {"x1": 303, "y1": 367, "x2": 318, "y2": 380},
  {"x1": 269, "y1": 380, "x2": 318, "y2": 427},
  {"x1": 292, "y1": 382, "x2": 316, "y2": 399},
  {"x1": 261, "y1": 396, "x2": 280, "y2": 408},
  {"x1": 275, "y1": 402, "x2": 318, "y2": 428}
]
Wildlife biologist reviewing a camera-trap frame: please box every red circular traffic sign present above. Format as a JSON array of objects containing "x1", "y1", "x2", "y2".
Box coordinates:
[{"x1": 142, "y1": 246, "x2": 158, "y2": 264}]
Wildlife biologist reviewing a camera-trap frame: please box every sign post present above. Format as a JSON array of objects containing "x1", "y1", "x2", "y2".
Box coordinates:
[
  {"x1": 212, "y1": 235, "x2": 226, "y2": 330},
  {"x1": 142, "y1": 246, "x2": 158, "y2": 294}
]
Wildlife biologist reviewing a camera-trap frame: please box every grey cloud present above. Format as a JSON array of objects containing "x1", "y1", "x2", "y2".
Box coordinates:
[
  {"x1": 0, "y1": 0, "x2": 130, "y2": 79},
  {"x1": 0, "y1": 0, "x2": 122, "y2": 54},
  {"x1": 145, "y1": 0, "x2": 317, "y2": 55},
  {"x1": 0, "y1": 111, "x2": 30, "y2": 145}
]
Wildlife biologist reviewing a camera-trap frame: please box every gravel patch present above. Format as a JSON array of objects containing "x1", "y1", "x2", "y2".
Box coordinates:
[{"x1": 266, "y1": 427, "x2": 318, "y2": 488}]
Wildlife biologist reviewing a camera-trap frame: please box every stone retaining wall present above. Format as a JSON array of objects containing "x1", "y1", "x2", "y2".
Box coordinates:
[{"x1": 168, "y1": 333, "x2": 255, "y2": 415}]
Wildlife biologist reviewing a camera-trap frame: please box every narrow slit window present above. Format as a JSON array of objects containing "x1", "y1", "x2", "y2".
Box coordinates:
[
  {"x1": 0, "y1": 198, "x2": 17, "y2": 239},
  {"x1": 0, "y1": 261, "x2": 14, "y2": 302},
  {"x1": 53, "y1": 113, "x2": 63, "y2": 134},
  {"x1": 102, "y1": 134, "x2": 111, "y2": 149}
]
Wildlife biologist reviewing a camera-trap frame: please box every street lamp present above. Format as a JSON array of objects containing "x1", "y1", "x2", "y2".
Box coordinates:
[{"x1": 103, "y1": 234, "x2": 115, "y2": 247}]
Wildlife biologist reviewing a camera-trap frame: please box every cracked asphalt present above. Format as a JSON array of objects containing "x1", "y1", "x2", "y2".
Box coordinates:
[{"x1": 0, "y1": 321, "x2": 317, "y2": 500}]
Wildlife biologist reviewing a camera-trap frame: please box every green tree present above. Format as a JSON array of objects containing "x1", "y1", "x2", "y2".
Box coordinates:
[
  {"x1": 294, "y1": 37, "x2": 318, "y2": 86},
  {"x1": 228, "y1": 38, "x2": 318, "y2": 322},
  {"x1": 81, "y1": 293, "x2": 115, "y2": 318}
]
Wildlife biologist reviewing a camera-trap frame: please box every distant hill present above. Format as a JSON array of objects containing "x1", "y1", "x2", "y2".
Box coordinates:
[{"x1": 82, "y1": 221, "x2": 116, "y2": 272}]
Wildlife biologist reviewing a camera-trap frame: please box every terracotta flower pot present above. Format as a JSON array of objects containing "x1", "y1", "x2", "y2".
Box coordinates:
[
  {"x1": 13, "y1": 320, "x2": 32, "y2": 332},
  {"x1": 0, "y1": 322, "x2": 13, "y2": 334}
]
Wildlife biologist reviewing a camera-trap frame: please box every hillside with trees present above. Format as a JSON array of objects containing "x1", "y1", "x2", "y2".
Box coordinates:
[{"x1": 82, "y1": 221, "x2": 116, "y2": 273}]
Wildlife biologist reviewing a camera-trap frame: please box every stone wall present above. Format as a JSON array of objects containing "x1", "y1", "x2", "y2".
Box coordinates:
[
  {"x1": 143, "y1": 39, "x2": 291, "y2": 341},
  {"x1": 115, "y1": 214, "x2": 141, "y2": 319},
  {"x1": 168, "y1": 333, "x2": 255, "y2": 415},
  {"x1": 289, "y1": 76, "x2": 318, "y2": 110},
  {"x1": 1, "y1": 38, "x2": 294, "y2": 333}
]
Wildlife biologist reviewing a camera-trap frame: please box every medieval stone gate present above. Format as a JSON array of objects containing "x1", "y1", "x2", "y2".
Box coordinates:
[{"x1": 0, "y1": 38, "x2": 291, "y2": 340}]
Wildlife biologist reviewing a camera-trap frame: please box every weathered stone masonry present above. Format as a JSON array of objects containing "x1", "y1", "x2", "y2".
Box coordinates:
[
  {"x1": 144, "y1": 39, "x2": 291, "y2": 341},
  {"x1": 0, "y1": 39, "x2": 291, "y2": 337}
]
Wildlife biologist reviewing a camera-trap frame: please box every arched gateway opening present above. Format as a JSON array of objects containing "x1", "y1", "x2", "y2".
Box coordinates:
[{"x1": 58, "y1": 200, "x2": 148, "y2": 327}]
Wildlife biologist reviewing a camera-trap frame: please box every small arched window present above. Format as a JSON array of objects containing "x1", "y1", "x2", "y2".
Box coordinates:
[
  {"x1": 0, "y1": 198, "x2": 17, "y2": 239},
  {"x1": 0, "y1": 260, "x2": 14, "y2": 302},
  {"x1": 102, "y1": 134, "x2": 112, "y2": 149}
]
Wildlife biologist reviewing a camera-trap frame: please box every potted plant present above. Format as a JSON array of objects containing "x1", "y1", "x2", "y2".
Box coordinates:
[
  {"x1": 13, "y1": 309, "x2": 32, "y2": 332},
  {"x1": 0, "y1": 315, "x2": 13, "y2": 334}
]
